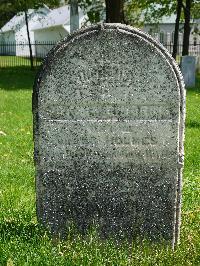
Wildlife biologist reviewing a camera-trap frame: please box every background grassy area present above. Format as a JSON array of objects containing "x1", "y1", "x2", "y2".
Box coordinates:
[
  {"x1": 0, "y1": 67, "x2": 199, "y2": 265},
  {"x1": 0, "y1": 56, "x2": 41, "y2": 68}
]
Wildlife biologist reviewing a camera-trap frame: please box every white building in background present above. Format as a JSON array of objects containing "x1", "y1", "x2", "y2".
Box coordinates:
[
  {"x1": 143, "y1": 13, "x2": 200, "y2": 45},
  {"x1": 31, "y1": 5, "x2": 87, "y2": 57},
  {"x1": 1, "y1": 3, "x2": 199, "y2": 57},
  {"x1": 0, "y1": 4, "x2": 87, "y2": 57},
  {"x1": 0, "y1": 6, "x2": 50, "y2": 56}
]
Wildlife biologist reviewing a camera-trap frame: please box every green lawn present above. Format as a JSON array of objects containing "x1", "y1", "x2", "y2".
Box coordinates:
[
  {"x1": 0, "y1": 56, "x2": 41, "y2": 68},
  {"x1": 0, "y1": 67, "x2": 199, "y2": 265}
]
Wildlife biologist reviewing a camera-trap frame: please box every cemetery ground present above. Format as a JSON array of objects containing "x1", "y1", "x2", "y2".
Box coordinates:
[
  {"x1": 0, "y1": 66, "x2": 199, "y2": 266},
  {"x1": 0, "y1": 56, "x2": 42, "y2": 68}
]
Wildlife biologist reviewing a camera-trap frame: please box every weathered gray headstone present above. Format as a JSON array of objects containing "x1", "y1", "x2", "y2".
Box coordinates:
[
  {"x1": 196, "y1": 56, "x2": 200, "y2": 73},
  {"x1": 181, "y1": 55, "x2": 196, "y2": 87},
  {"x1": 33, "y1": 24, "x2": 185, "y2": 247}
]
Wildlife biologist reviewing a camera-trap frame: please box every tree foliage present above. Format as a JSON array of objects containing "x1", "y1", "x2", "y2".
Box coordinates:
[
  {"x1": 0, "y1": 1, "x2": 15, "y2": 28},
  {"x1": 0, "y1": 0, "x2": 60, "y2": 27},
  {"x1": 78, "y1": 0, "x2": 105, "y2": 23}
]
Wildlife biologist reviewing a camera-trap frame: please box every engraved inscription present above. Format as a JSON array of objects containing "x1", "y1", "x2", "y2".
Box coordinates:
[
  {"x1": 42, "y1": 103, "x2": 175, "y2": 120},
  {"x1": 75, "y1": 62, "x2": 128, "y2": 83},
  {"x1": 39, "y1": 119, "x2": 178, "y2": 170}
]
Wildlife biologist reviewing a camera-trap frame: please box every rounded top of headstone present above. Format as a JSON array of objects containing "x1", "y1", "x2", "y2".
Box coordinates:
[
  {"x1": 34, "y1": 23, "x2": 184, "y2": 93},
  {"x1": 33, "y1": 23, "x2": 185, "y2": 122}
]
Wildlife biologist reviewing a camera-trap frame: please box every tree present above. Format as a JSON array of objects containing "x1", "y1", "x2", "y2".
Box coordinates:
[
  {"x1": 130, "y1": 0, "x2": 175, "y2": 24},
  {"x1": 78, "y1": 0, "x2": 105, "y2": 23},
  {"x1": 2, "y1": 0, "x2": 199, "y2": 62},
  {"x1": 182, "y1": 0, "x2": 192, "y2": 56},
  {"x1": 172, "y1": 0, "x2": 183, "y2": 59},
  {"x1": 16, "y1": 0, "x2": 60, "y2": 69},
  {"x1": 105, "y1": 0, "x2": 124, "y2": 23},
  {"x1": 127, "y1": 0, "x2": 199, "y2": 58},
  {"x1": 0, "y1": 1, "x2": 16, "y2": 28},
  {"x1": 79, "y1": 0, "x2": 126, "y2": 23},
  {"x1": 78, "y1": 0, "x2": 179, "y2": 48},
  {"x1": 123, "y1": 1, "x2": 143, "y2": 27},
  {"x1": 191, "y1": 0, "x2": 200, "y2": 19},
  {"x1": 24, "y1": 10, "x2": 34, "y2": 69}
]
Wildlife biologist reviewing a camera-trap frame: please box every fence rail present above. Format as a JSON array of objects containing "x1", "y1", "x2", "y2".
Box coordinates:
[
  {"x1": 0, "y1": 42, "x2": 56, "y2": 68},
  {"x1": 0, "y1": 41, "x2": 200, "y2": 68},
  {"x1": 163, "y1": 43, "x2": 200, "y2": 63}
]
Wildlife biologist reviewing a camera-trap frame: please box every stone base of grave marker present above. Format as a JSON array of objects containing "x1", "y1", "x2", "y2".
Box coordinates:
[{"x1": 33, "y1": 24, "x2": 185, "y2": 247}]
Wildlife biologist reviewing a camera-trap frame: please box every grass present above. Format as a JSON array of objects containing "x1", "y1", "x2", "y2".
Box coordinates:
[
  {"x1": 0, "y1": 67, "x2": 200, "y2": 265},
  {"x1": 0, "y1": 56, "x2": 41, "y2": 68}
]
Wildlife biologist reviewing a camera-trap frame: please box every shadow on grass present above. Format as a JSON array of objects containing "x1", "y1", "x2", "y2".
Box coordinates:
[
  {"x1": 0, "y1": 220, "x2": 47, "y2": 241},
  {"x1": 186, "y1": 120, "x2": 200, "y2": 129},
  {"x1": 0, "y1": 66, "x2": 39, "y2": 91}
]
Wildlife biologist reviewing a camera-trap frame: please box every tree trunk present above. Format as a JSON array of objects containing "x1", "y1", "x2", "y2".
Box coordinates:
[
  {"x1": 25, "y1": 10, "x2": 34, "y2": 70},
  {"x1": 105, "y1": 0, "x2": 124, "y2": 23},
  {"x1": 172, "y1": 0, "x2": 182, "y2": 59},
  {"x1": 70, "y1": 0, "x2": 79, "y2": 33},
  {"x1": 182, "y1": 0, "x2": 192, "y2": 56}
]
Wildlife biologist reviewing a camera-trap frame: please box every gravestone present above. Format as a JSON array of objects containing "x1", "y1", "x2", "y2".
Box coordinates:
[
  {"x1": 181, "y1": 55, "x2": 196, "y2": 87},
  {"x1": 33, "y1": 24, "x2": 185, "y2": 247},
  {"x1": 196, "y1": 56, "x2": 200, "y2": 73}
]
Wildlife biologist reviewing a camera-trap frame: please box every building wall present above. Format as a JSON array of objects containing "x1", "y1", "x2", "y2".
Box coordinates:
[
  {"x1": 144, "y1": 24, "x2": 176, "y2": 35},
  {"x1": 15, "y1": 24, "x2": 35, "y2": 56},
  {"x1": 0, "y1": 12, "x2": 48, "y2": 56},
  {"x1": 0, "y1": 30, "x2": 15, "y2": 42},
  {"x1": 33, "y1": 26, "x2": 68, "y2": 57},
  {"x1": 15, "y1": 13, "x2": 48, "y2": 56},
  {"x1": 0, "y1": 31, "x2": 15, "y2": 55},
  {"x1": 143, "y1": 23, "x2": 200, "y2": 44}
]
